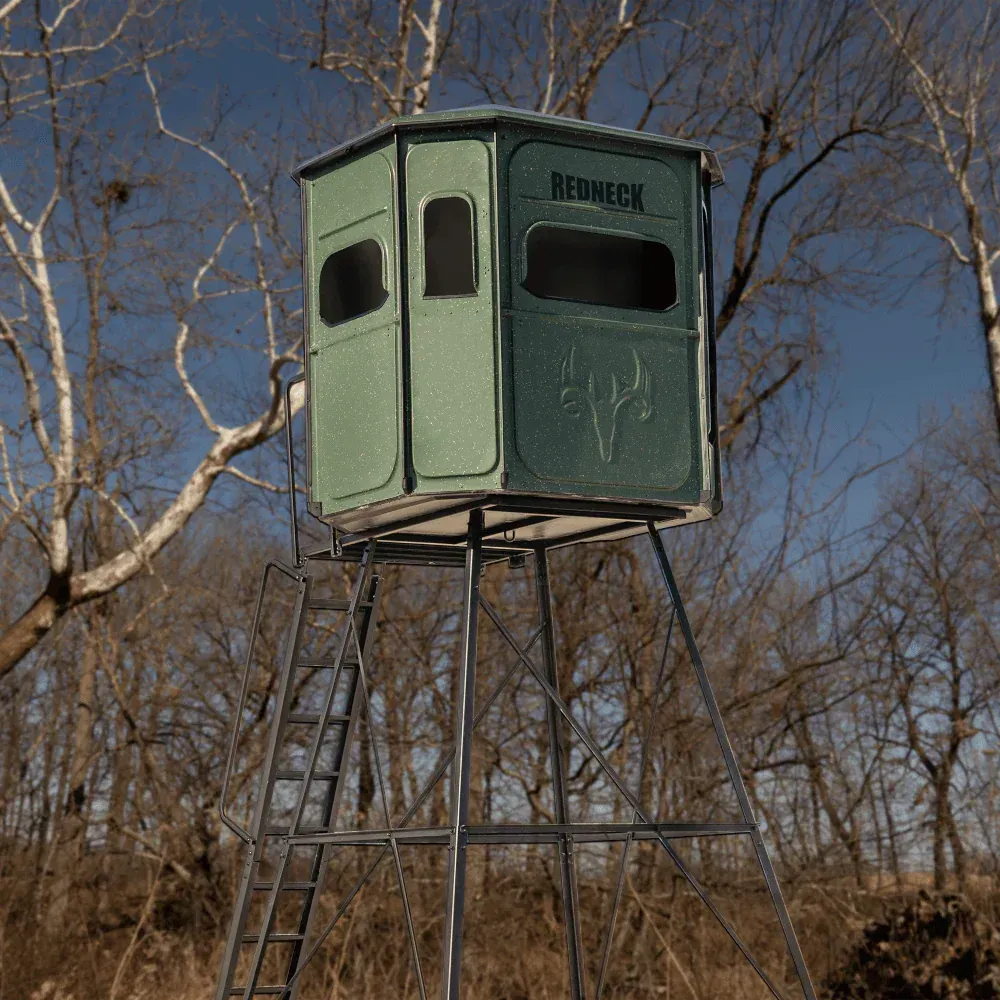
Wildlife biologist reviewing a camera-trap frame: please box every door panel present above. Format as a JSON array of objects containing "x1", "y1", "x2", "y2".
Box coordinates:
[
  {"x1": 306, "y1": 149, "x2": 401, "y2": 504},
  {"x1": 406, "y1": 140, "x2": 498, "y2": 481}
]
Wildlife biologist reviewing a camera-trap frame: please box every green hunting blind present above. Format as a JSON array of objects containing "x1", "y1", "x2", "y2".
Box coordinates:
[{"x1": 292, "y1": 106, "x2": 724, "y2": 547}]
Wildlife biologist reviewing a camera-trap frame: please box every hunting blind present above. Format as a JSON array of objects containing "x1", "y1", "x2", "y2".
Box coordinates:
[{"x1": 292, "y1": 106, "x2": 724, "y2": 547}]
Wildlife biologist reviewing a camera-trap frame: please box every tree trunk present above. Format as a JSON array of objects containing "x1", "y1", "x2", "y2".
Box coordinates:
[
  {"x1": 984, "y1": 316, "x2": 1000, "y2": 446},
  {"x1": 946, "y1": 795, "x2": 968, "y2": 892},
  {"x1": 0, "y1": 579, "x2": 69, "y2": 678},
  {"x1": 47, "y1": 615, "x2": 99, "y2": 932},
  {"x1": 932, "y1": 776, "x2": 952, "y2": 891}
]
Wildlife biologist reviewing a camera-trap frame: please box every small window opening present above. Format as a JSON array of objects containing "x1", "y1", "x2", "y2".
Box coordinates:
[
  {"x1": 424, "y1": 196, "x2": 476, "y2": 297},
  {"x1": 319, "y1": 239, "x2": 388, "y2": 326},
  {"x1": 523, "y1": 225, "x2": 676, "y2": 311}
]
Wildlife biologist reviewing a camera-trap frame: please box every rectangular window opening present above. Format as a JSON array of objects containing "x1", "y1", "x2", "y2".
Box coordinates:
[
  {"x1": 319, "y1": 238, "x2": 388, "y2": 326},
  {"x1": 523, "y1": 225, "x2": 676, "y2": 311},
  {"x1": 424, "y1": 196, "x2": 477, "y2": 297}
]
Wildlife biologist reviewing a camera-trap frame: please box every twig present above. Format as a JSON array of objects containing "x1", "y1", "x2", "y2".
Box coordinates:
[{"x1": 626, "y1": 871, "x2": 702, "y2": 1000}]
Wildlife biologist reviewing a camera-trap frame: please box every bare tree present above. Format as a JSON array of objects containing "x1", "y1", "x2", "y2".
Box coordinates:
[
  {"x1": 871, "y1": 0, "x2": 1000, "y2": 444},
  {"x1": 627, "y1": 0, "x2": 908, "y2": 449},
  {"x1": 868, "y1": 411, "x2": 1000, "y2": 890},
  {"x1": 0, "y1": 1, "x2": 304, "y2": 675}
]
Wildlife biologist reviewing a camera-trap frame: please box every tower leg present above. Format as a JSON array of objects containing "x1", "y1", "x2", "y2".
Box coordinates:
[
  {"x1": 534, "y1": 548, "x2": 586, "y2": 1000},
  {"x1": 647, "y1": 524, "x2": 817, "y2": 1000},
  {"x1": 440, "y1": 511, "x2": 484, "y2": 1000}
]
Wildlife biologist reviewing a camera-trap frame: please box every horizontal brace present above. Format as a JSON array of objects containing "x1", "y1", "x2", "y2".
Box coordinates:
[
  {"x1": 252, "y1": 881, "x2": 317, "y2": 892},
  {"x1": 274, "y1": 769, "x2": 340, "y2": 782},
  {"x1": 287, "y1": 827, "x2": 449, "y2": 847},
  {"x1": 286, "y1": 712, "x2": 351, "y2": 725},
  {"x1": 285, "y1": 821, "x2": 755, "y2": 848},
  {"x1": 295, "y1": 661, "x2": 359, "y2": 671},
  {"x1": 467, "y1": 822, "x2": 755, "y2": 844}
]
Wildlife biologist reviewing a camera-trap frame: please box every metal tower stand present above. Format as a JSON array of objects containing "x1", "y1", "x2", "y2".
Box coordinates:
[
  {"x1": 214, "y1": 512, "x2": 816, "y2": 1000},
  {"x1": 213, "y1": 375, "x2": 815, "y2": 998}
]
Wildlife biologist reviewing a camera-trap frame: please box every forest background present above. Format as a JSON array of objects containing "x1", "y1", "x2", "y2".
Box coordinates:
[{"x1": 1, "y1": 1, "x2": 999, "y2": 998}]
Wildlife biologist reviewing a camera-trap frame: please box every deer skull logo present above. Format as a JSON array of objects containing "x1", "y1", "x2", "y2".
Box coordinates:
[{"x1": 560, "y1": 347, "x2": 653, "y2": 462}]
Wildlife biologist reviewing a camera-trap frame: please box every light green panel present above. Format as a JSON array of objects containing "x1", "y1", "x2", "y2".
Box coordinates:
[
  {"x1": 405, "y1": 139, "x2": 499, "y2": 482},
  {"x1": 311, "y1": 328, "x2": 399, "y2": 499},
  {"x1": 306, "y1": 148, "x2": 402, "y2": 506}
]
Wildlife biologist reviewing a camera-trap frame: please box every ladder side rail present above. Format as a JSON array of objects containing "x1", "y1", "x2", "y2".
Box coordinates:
[
  {"x1": 286, "y1": 548, "x2": 374, "y2": 838},
  {"x1": 286, "y1": 569, "x2": 385, "y2": 996},
  {"x1": 221, "y1": 560, "x2": 306, "y2": 845},
  {"x1": 215, "y1": 572, "x2": 312, "y2": 1000},
  {"x1": 246, "y1": 574, "x2": 315, "y2": 854}
]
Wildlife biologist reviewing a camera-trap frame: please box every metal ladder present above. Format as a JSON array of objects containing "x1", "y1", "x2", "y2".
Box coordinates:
[{"x1": 215, "y1": 546, "x2": 381, "y2": 999}]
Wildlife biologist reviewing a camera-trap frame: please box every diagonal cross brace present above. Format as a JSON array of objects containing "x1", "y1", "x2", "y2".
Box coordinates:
[
  {"x1": 479, "y1": 593, "x2": 793, "y2": 1000},
  {"x1": 349, "y1": 581, "x2": 428, "y2": 1000},
  {"x1": 596, "y1": 603, "x2": 675, "y2": 1000}
]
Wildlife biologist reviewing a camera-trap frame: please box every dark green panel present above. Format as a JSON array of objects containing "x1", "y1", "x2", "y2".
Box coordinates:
[
  {"x1": 505, "y1": 139, "x2": 703, "y2": 498},
  {"x1": 507, "y1": 140, "x2": 694, "y2": 328},
  {"x1": 405, "y1": 139, "x2": 499, "y2": 483},
  {"x1": 305, "y1": 148, "x2": 402, "y2": 507},
  {"x1": 510, "y1": 316, "x2": 694, "y2": 490}
]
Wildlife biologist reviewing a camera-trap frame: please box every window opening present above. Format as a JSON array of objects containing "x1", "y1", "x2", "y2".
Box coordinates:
[
  {"x1": 523, "y1": 225, "x2": 676, "y2": 311},
  {"x1": 319, "y1": 238, "x2": 388, "y2": 326},
  {"x1": 424, "y1": 196, "x2": 476, "y2": 297}
]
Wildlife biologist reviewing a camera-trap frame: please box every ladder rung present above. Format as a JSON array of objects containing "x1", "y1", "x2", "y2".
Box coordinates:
[
  {"x1": 242, "y1": 932, "x2": 305, "y2": 944},
  {"x1": 287, "y1": 712, "x2": 350, "y2": 726},
  {"x1": 229, "y1": 988, "x2": 287, "y2": 996},
  {"x1": 253, "y1": 881, "x2": 316, "y2": 892},
  {"x1": 295, "y1": 661, "x2": 358, "y2": 671},
  {"x1": 275, "y1": 769, "x2": 340, "y2": 781},
  {"x1": 308, "y1": 598, "x2": 374, "y2": 611}
]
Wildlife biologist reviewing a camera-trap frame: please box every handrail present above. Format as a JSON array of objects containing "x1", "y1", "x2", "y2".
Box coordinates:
[
  {"x1": 219, "y1": 558, "x2": 305, "y2": 844},
  {"x1": 284, "y1": 372, "x2": 306, "y2": 568}
]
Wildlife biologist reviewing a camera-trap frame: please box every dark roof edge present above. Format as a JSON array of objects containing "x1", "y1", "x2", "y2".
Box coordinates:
[{"x1": 290, "y1": 106, "x2": 724, "y2": 187}]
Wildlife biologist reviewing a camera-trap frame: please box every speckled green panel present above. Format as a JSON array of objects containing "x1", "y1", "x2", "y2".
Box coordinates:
[
  {"x1": 510, "y1": 317, "x2": 694, "y2": 489},
  {"x1": 505, "y1": 140, "x2": 703, "y2": 500},
  {"x1": 406, "y1": 139, "x2": 499, "y2": 482},
  {"x1": 305, "y1": 148, "x2": 402, "y2": 509}
]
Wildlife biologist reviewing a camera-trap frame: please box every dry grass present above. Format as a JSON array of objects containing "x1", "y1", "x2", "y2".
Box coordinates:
[{"x1": 5, "y1": 842, "x2": 997, "y2": 1000}]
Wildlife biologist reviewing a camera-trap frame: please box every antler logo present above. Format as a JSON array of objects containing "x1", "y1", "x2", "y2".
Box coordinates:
[{"x1": 560, "y1": 347, "x2": 653, "y2": 462}]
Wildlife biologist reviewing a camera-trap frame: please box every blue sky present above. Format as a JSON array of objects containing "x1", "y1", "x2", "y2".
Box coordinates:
[{"x1": 832, "y1": 300, "x2": 984, "y2": 446}]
